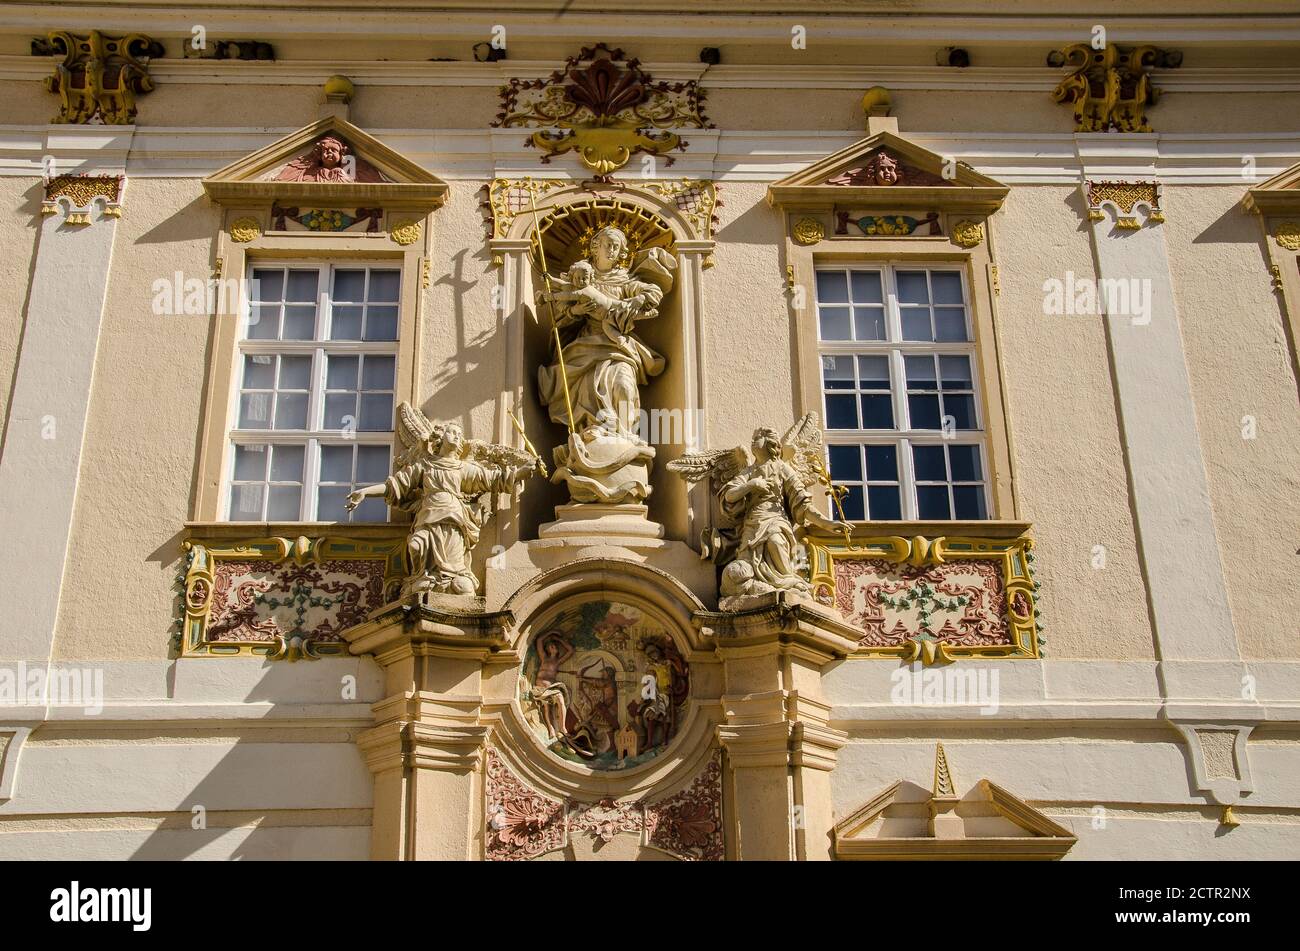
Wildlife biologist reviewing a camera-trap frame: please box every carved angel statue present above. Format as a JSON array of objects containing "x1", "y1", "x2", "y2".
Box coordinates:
[
  {"x1": 667, "y1": 413, "x2": 851, "y2": 605},
  {"x1": 346, "y1": 402, "x2": 543, "y2": 596}
]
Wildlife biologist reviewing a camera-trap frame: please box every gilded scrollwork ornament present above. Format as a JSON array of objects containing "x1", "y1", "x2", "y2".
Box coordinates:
[
  {"x1": 951, "y1": 220, "x2": 984, "y2": 248},
  {"x1": 1275, "y1": 222, "x2": 1300, "y2": 251},
  {"x1": 792, "y1": 217, "x2": 825, "y2": 245},
  {"x1": 42, "y1": 30, "x2": 163, "y2": 125},
  {"x1": 493, "y1": 44, "x2": 712, "y2": 179},
  {"x1": 1048, "y1": 44, "x2": 1180, "y2": 133}
]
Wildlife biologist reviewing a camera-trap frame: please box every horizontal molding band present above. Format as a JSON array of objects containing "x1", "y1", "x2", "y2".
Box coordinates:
[
  {"x1": 4, "y1": 57, "x2": 1300, "y2": 91},
  {"x1": 1, "y1": 125, "x2": 1297, "y2": 184},
  {"x1": 2, "y1": 8, "x2": 1299, "y2": 43}
]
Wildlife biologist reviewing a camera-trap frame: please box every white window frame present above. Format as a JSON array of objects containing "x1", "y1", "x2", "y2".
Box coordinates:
[
  {"x1": 815, "y1": 262, "x2": 991, "y2": 521},
  {"x1": 222, "y1": 260, "x2": 400, "y2": 523}
]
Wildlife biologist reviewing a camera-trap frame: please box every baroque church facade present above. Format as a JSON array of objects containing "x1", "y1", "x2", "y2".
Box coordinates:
[{"x1": 0, "y1": 3, "x2": 1298, "y2": 860}]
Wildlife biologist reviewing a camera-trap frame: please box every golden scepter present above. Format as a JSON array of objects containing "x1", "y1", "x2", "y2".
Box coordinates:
[
  {"x1": 507, "y1": 408, "x2": 548, "y2": 478},
  {"x1": 811, "y1": 454, "x2": 863, "y2": 551},
  {"x1": 528, "y1": 190, "x2": 576, "y2": 433}
]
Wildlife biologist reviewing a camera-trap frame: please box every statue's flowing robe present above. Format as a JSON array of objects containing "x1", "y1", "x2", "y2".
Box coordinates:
[
  {"x1": 537, "y1": 250, "x2": 674, "y2": 438},
  {"x1": 384, "y1": 456, "x2": 510, "y2": 591},
  {"x1": 720, "y1": 458, "x2": 818, "y2": 593}
]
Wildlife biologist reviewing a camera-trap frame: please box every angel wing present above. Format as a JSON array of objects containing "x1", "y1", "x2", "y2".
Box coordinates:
[
  {"x1": 394, "y1": 401, "x2": 434, "y2": 467},
  {"x1": 463, "y1": 439, "x2": 535, "y2": 471},
  {"x1": 780, "y1": 411, "x2": 828, "y2": 489},
  {"x1": 666, "y1": 445, "x2": 749, "y2": 489}
]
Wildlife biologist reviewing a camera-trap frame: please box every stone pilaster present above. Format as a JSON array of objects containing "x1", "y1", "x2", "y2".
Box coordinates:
[
  {"x1": 343, "y1": 595, "x2": 514, "y2": 860},
  {"x1": 704, "y1": 592, "x2": 856, "y2": 861}
]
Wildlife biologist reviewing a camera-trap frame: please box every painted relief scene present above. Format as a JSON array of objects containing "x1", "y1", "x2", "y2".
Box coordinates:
[{"x1": 519, "y1": 601, "x2": 689, "y2": 770}]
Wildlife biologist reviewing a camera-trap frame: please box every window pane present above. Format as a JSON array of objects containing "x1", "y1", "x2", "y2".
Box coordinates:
[
  {"x1": 278, "y1": 355, "x2": 312, "y2": 390},
  {"x1": 913, "y1": 445, "x2": 947, "y2": 482},
  {"x1": 939, "y1": 355, "x2": 972, "y2": 390},
  {"x1": 908, "y1": 394, "x2": 942, "y2": 429},
  {"x1": 896, "y1": 271, "x2": 929, "y2": 304},
  {"x1": 917, "y1": 485, "x2": 951, "y2": 519},
  {"x1": 281, "y1": 305, "x2": 316, "y2": 340},
  {"x1": 816, "y1": 270, "x2": 849, "y2": 303},
  {"x1": 867, "y1": 485, "x2": 901, "y2": 520},
  {"x1": 359, "y1": 393, "x2": 394, "y2": 431},
  {"x1": 819, "y1": 307, "x2": 851, "y2": 341},
  {"x1": 931, "y1": 271, "x2": 963, "y2": 305},
  {"x1": 828, "y1": 445, "x2": 861, "y2": 481},
  {"x1": 860, "y1": 395, "x2": 894, "y2": 429},
  {"x1": 953, "y1": 485, "x2": 988, "y2": 520},
  {"x1": 853, "y1": 307, "x2": 885, "y2": 340},
  {"x1": 949, "y1": 445, "x2": 982, "y2": 482},
  {"x1": 354, "y1": 497, "x2": 388, "y2": 522},
  {"x1": 839, "y1": 485, "x2": 864, "y2": 520},
  {"x1": 332, "y1": 270, "x2": 366, "y2": 302},
  {"x1": 857, "y1": 355, "x2": 890, "y2": 391},
  {"x1": 230, "y1": 483, "x2": 264, "y2": 520},
  {"x1": 242, "y1": 354, "x2": 275, "y2": 389},
  {"x1": 365, "y1": 306, "x2": 399, "y2": 342},
  {"x1": 327, "y1": 354, "x2": 359, "y2": 390},
  {"x1": 865, "y1": 444, "x2": 897, "y2": 480},
  {"x1": 286, "y1": 270, "x2": 319, "y2": 303},
  {"x1": 267, "y1": 485, "x2": 302, "y2": 521},
  {"x1": 825, "y1": 394, "x2": 858, "y2": 430},
  {"x1": 246, "y1": 305, "x2": 279, "y2": 340},
  {"x1": 369, "y1": 270, "x2": 401, "y2": 303},
  {"x1": 270, "y1": 444, "x2": 304, "y2": 482},
  {"x1": 905, "y1": 355, "x2": 937, "y2": 387},
  {"x1": 362, "y1": 355, "x2": 396, "y2": 391},
  {"x1": 317, "y1": 485, "x2": 349, "y2": 522},
  {"x1": 934, "y1": 307, "x2": 968, "y2": 342},
  {"x1": 323, "y1": 393, "x2": 356, "y2": 430},
  {"x1": 850, "y1": 271, "x2": 883, "y2": 303},
  {"x1": 822, "y1": 355, "x2": 855, "y2": 390},
  {"x1": 273, "y1": 392, "x2": 309, "y2": 430},
  {"x1": 901, "y1": 309, "x2": 932, "y2": 341},
  {"x1": 251, "y1": 268, "x2": 283, "y2": 302},
  {"x1": 944, "y1": 394, "x2": 977, "y2": 430},
  {"x1": 357, "y1": 445, "x2": 391, "y2": 483},
  {"x1": 233, "y1": 444, "x2": 268, "y2": 482},
  {"x1": 239, "y1": 393, "x2": 271, "y2": 429},
  {"x1": 320, "y1": 444, "x2": 353, "y2": 483},
  {"x1": 331, "y1": 305, "x2": 363, "y2": 340}
]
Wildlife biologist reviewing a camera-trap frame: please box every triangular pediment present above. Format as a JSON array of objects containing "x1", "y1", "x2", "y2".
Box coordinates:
[
  {"x1": 833, "y1": 751, "x2": 1076, "y2": 860},
  {"x1": 203, "y1": 116, "x2": 448, "y2": 210},
  {"x1": 1243, "y1": 159, "x2": 1300, "y2": 215},
  {"x1": 768, "y1": 130, "x2": 1007, "y2": 215}
]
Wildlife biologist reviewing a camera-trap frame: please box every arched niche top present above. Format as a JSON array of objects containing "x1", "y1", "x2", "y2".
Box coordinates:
[
  {"x1": 489, "y1": 179, "x2": 718, "y2": 256},
  {"x1": 530, "y1": 196, "x2": 676, "y2": 273},
  {"x1": 502, "y1": 557, "x2": 711, "y2": 658}
]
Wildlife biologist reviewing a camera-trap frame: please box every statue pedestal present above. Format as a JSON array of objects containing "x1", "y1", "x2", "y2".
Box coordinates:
[
  {"x1": 704, "y1": 591, "x2": 857, "y2": 860},
  {"x1": 485, "y1": 503, "x2": 717, "y2": 610},
  {"x1": 341, "y1": 594, "x2": 514, "y2": 860}
]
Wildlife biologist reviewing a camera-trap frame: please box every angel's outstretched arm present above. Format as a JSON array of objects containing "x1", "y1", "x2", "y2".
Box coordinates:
[{"x1": 345, "y1": 483, "x2": 385, "y2": 512}]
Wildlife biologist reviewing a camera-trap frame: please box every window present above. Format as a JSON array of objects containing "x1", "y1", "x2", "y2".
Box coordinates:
[
  {"x1": 817, "y1": 265, "x2": 989, "y2": 521},
  {"x1": 226, "y1": 263, "x2": 399, "y2": 522}
]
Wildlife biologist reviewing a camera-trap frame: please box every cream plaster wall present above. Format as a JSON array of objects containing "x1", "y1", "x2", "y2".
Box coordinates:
[
  {"x1": 0, "y1": 177, "x2": 41, "y2": 443},
  {"x1": 1161, "y1": 185, "x2": 1300, "y2": 660},
  {"x1": 52, "y1": 178, "x2": 216, "y2": 661},
  {"x1": 985, "y1": 186, "x2": 1154, "y2": 659}
]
